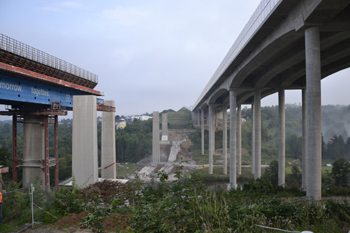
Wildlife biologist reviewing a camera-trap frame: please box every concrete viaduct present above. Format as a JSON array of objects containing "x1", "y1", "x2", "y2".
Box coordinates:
[{"x1": 192, "y1": 0, "x2": 350, "y2": 200}]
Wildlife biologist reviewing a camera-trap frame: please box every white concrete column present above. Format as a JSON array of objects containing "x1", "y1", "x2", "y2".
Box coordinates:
[
  {"x1": 152, "y1": 111, "x2": 160, "y2": 163},
  {"x1": 73, "y1": 95, "x2": 98, "y2": 187},
  {"x1": 201, "y1": 109, "x2": 205, "y2": 155},
  {"x1": 22, "y1": 116, "x2": 45, "y2": 187},
  {"x1": 254, "y1": 90, "x2": 261, "y2": 179},
  {"x1": 229, "y1": 90, "x2": 237, "y2": 188},
  {"x1": 209, "y1": 105, "x2": 215, "y2": 174},
  {"x1": 278, "y1": 89, "x2": 285, "y2": 186},
  {"x1": 302, "y1": 88, "x2": 307, "y2": 191},
  {"x1": 237, "y1": 104, "x2": 242, "y2": 175},
  {"x1": 101, "y1": 100, "x2": 116, "y2": 179},
  {"x1": 305, "y1": 27, "x2": 322, "y2": 200},
  {"x1": 251, "y1": 103, "x2": 255, "y2": 174},
  {"x1": 223, "y1": 104, "x2": 228, "y2": 175},
  {"x1": 162, "y1": 113, "x2": 168, "y2": 141}
]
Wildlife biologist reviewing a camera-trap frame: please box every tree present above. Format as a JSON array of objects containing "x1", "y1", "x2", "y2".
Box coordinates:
[
  {"x1": 263, "y1": 160, "x2": 278, "y2": 187},
  {"x1": 331, "y1": 158, "x2": 350, "y2": 187}
]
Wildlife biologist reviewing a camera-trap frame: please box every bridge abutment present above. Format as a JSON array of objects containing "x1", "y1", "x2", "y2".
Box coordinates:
[{"x1": 305, "y1": 27, "x2": 322, "y2": 200}]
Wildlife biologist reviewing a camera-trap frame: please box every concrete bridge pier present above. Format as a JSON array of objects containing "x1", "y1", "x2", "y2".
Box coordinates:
[
  {"x1": 152, "y1": 111, "x2": 160, "y2": 163},
  {"x1": 305, "y1": 27, "x2": 322, "y2": 200},
  {"x1": 209, "y1": 105, "x2": 215, "y2": 174},
  {"x1": 201, "y1": 109, "x2": 205, "y2": 155},
  {"x1": 229, "y1": 90, "x2": 237, "y2": 188},
  {"x1": 251, "y1": 103, "x2": 255, "y2": 174},
  {"x1": 278, "y1": 89, "x2": 285, "y2": 186},
  {"x1": 254, "y1": 90, "x2": 261, "y2": 179},
  {"x1": 302, "y1": 88, "x2": 307, "y2": 191},
  {"x1": 237, "y1": 105, "x2": 242, "y2": 175},
  {"x1": 162, "y1": 113, "x2": 168, "y2": 141},
  {"x1": 101, "y1": 100, "x2": 116, "y2": 179},
  {"x1": 222, "y1": 104, "x2": 228, "y2": 175},
  {"x1": 22, "y1": 116, "x2": 46, "y2": 187},
  {"x1": 72, "y1": 95, "x2": 98, "y2": 187}
]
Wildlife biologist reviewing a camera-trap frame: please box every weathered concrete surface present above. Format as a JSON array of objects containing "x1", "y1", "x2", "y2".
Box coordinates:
[
  {"x1": 306, "y1": 27, "x2": 322, "y2": 200},
  {"x1": 22, "y1": 116, "x2": 45, "y2": 187},
  {"x1": 162, "y1": 113, "x2": 168, "y2": 141},
  {"x1": 251, "y1": 103, "x2": 255, "y2": 174},
  {"x1": 278, "y1": 90, "x2": 285, "y2": 186},
  {"x1": 152, "y1": 111, "x2": 160, "y2": 163},
  {"x1": 101, "y1": 100, "x2": 116, "y2": 179},
  {"x1": 168, "y1": 140, "x2": 181, "y2": 162},
  {"x1": 72, "y1": 95, "x2": 98, "y2": 187},
  {"x1": 201, "y1": 109, "x2": 205, "y2": 155},
  {"x1": 302, "y1": 88, "x2": 307, "y2": 191}
]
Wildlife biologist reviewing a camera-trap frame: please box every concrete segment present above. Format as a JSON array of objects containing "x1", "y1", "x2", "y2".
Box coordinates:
[
  {"x1": 254, "y1": 90, "x2": 261, "y2": 179},
  {"x1": 229, "y1": 90, "x2": 237, "y2": 188},
  {"x1": 22, "y1": 116, "x2": 45, "y2": 187},
  {"x1": 201, "y1": 109, "x2": 205, "y2": 155},
  {"x1": 305, "y1": 27, "x2": 322, "y2": 200},
  {"x1": 302, "y1": 88, "x2": 307, "y2": 191},
  {"x1": 278, "y1": 90, "x2": 285, "y2": 186},
  {"x1": 101, "y1": 100, "x2": 116, "y2": 179},
  {"x1": 223, "y1": 104, "x2": 227, "y2": 175},
  {"x1": 237, "y1": 105, "x2": 242, "y2": 175},
  {"x1": 162, "y1": 113, "x2": 168, "y2": 141},
  {"x1": 251, "y1": 103, "x2": 255, "y2": 174},
  {"x1": 72, "y1": 95, "x2": 98, "y2": 187},
  {"x1": 209, "y1": 105, "x2": 215, "y2": 174},
  {"x1": 152, "y1": 111, "x2": 160, "y2": 163}
]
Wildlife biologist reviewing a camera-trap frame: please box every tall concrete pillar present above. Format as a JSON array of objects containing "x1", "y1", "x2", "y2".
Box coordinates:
[
  {"x1": 201, "y1": 109, "x2": 205, "y2": 155},
  {"x1": 101, "y1": 100, "x2": 116, "y2": 179},
  {"x1": 223, "y1": 104, "x2": 228, "y2": 175},
  {"x1": 254, "y1": 90, "x2": 261, "y2": 179},
  {"x1": 278, "y1": 89, "x2": 285, "y2": 186},
  {"x1": 305, "y1": 27, "x2": 322, "y2": 200},
  {"x1": 73, "y1": 95, "x2": 98, "y2": 187},
  {"x1": 251, "y1": 103, "x2": 255, "y2": 174},
  {"x1": 302, "y1": 88, "x2": 307, "y2": 190},
  {"x1": 229, "y1": 90, "x2": 237, "y2": 188},
  {"x1": 237, "y1": 104, "x2": 242, "y2": 175},
  {"x1": 22, "y1": 116, "x2": 45, "y2": 187},
  {"x1": 161, "y1": 113, "x2": 168, "y2": 141},
  {"x1": 209, "y1": 105, "x2": 215, "y2": 174},
  {"x1": 152, "y1": 111, "x2": 160, "y2": 163}
]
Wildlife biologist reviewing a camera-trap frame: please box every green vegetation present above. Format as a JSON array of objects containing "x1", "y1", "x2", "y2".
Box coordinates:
[{"x1": 2, "y1": 165, "x2": 350, "y2": 232}]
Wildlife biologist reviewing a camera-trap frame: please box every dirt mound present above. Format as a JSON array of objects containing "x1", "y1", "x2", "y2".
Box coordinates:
[
  {"x1": 53, "y1": 211, "x2": 90, "y2": 228},
  {"x1": 102, "y1": 213, "x2": 135, "y2": 231},
  {"x1": 80, "y1": 179, "x2": 133, "y2": 202}
]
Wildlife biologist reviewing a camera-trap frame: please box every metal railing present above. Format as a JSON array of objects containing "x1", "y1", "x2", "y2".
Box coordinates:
[
  {"x1": 0, "y1": 33, "x2": 98, "y2": 84},
  {"x1": 194, "y1": 0, "x2": 282, "y2": 109}
]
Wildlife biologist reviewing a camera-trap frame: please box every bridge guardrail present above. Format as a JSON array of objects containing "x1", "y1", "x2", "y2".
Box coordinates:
[
  {"x1": 0, "y1": 33, "x2": 98, "y2": 84},
  {"x1": 194, "y1": 0, "x2": 282, "y2": 109}
]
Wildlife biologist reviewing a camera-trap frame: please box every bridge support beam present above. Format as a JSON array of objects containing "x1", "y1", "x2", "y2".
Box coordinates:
[
  {"x1": 101, "y1": 100, "x2": 116, "y2": 179},
  {"x1": 223, "y1": 104, "x2": 228, "y2": 175},
  {"x1": 72, "y1": 95, "x2": 98, "y2": 187},
  {"x1": 305, "y1": 27, "x2": 322, "y2": 200},
  {"x1": 254, "y1": 90, "x2": 261, "y2": 179},
  {"x1": 278, "y1": 89, "x2": 285, "y2": 186},
  {"x1": 162, "y1": 113, "x2": 168, "y2": 141},
  {"x1": 201, "y1": 109, "x2": 205, "y2": 155},
  {"x1": 209, "y1": 105, "x2": 215, "y2": 174},
  {"x1": 302, "y1": 88, "x2": 307, "y2": 191},
  {"x1": 152, "y1": 111, "x2": 160, "y2": 163},
  {"x1": 229, "y1": 90, "x2": 237, "y2": 188},
  {"x1": 237, "y1": 104, "x2": 242, "y2": 175},
  {"x1": 251, "y1": 103, "x2": 255, "y2": 174}
]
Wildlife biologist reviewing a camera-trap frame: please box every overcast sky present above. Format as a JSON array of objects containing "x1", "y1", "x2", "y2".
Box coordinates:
[{"x1": 1, "y1": 0, "x2": 349, "y2": 116}]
